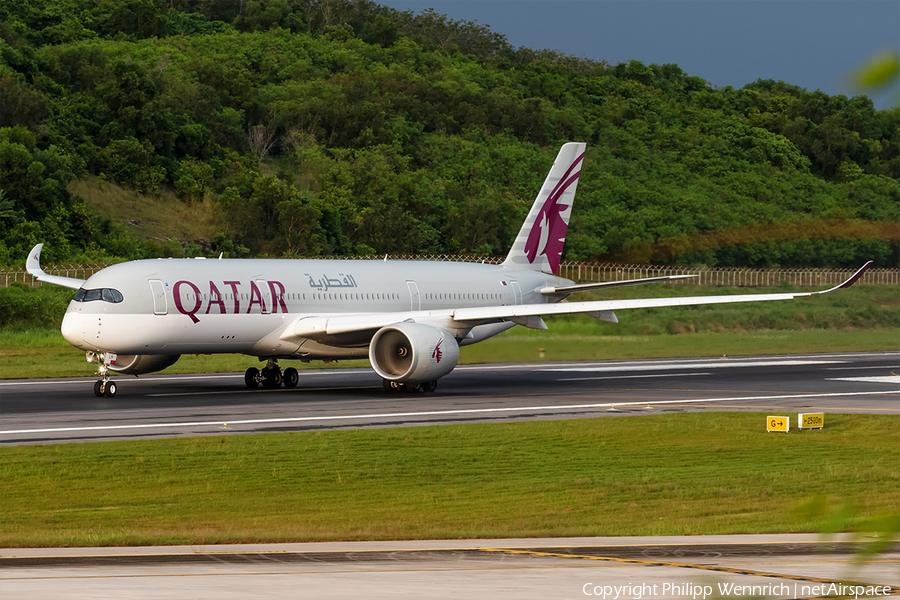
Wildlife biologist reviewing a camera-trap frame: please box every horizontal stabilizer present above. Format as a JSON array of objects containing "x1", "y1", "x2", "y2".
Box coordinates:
[{"x1": 541, "y1": 274, "x2": 699, "y2": 295}]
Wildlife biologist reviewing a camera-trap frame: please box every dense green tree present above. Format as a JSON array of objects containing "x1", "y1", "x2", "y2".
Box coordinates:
[{"x1": 0, "y1": 0, "x2": 897, "y2": 268}]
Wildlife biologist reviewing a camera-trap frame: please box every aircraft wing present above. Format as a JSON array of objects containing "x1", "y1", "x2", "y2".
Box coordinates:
[
  {"x1": 454, "y1": 261, "x2": 872, "y2": 324},
  {"x1": 26, "y1": 244, "x2": 86, "y2": 290},
  {"x1": 283, "y1": 261, "x2": 872, "y2": 341}
]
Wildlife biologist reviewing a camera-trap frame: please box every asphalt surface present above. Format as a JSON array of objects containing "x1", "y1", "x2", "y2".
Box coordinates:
[
  {"x1": 2, "y1": 535, "x2": 898, "y2": 600},
  {"x1": 1, "y1": 352, "x2": 898, "y2": 445},
  {"x1": 2, "y1": 353, "x2": 898, "y2": 598}
]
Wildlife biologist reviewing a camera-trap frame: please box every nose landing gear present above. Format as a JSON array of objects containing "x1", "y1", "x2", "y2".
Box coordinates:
[
  {"x1": 93, "y1": 379, "x2": 117, "y2": 398},
  {"x1": 87, "y1": 352, "x2": 117, "y2": 397}
]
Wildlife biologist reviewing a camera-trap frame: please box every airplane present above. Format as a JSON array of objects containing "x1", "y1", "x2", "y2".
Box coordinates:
[{"x1": 26, "y1": 142, "x2": 872, "y2": 398}]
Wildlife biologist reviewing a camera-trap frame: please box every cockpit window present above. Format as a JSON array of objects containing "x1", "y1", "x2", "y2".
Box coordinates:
[
  {"x1": 73, "y1": 288, "x2": 124, "y2": 303},
  {"x1": 102, "y1": 288, "x2": 124, "y2": 303}
]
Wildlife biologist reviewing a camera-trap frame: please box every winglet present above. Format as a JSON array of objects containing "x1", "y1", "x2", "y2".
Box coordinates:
[
  {"x1": 25, "y1": 243, "x2": 86, "y2": 290},
  {"x1": 26, "y1": 243, "x2": 45, "y2": 277},
  {"x1": 807, "y1": 261, "x2": 873, "y2": 296}
]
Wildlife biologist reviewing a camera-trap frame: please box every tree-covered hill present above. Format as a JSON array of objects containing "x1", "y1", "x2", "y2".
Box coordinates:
[{"x1": 1, "y1": 0, "x2": 897, "y2": 267}]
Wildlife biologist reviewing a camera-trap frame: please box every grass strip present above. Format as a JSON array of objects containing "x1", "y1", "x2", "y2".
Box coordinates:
[
  {"x1": 462, "y1": 328, "x2": 899, "y2": 364},
  {"x1": 1, "y1": 328, "x2": 898, "y2": 379},
  {"x1": 2, "y1": 283, "x2": 896, "y2": 378},
  {"x1": 2, "y1": 413, "x2": 897, "y2": 547}
]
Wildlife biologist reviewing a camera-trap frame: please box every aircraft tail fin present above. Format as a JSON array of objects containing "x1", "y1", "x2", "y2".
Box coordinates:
[{"x1": 502, "y1": 142, "x2": 586, "y2": 274}]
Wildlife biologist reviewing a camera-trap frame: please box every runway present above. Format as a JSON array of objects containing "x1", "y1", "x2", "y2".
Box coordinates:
[
  {"x1": 3, "y1": 355, "x2": 899, "y2": 598},
  {"x1": 1, "y1": 352, "x2": 898, "y2": 445},
  {"x1": 2, "y1": 535, "x2": 898, "y2": 600}
]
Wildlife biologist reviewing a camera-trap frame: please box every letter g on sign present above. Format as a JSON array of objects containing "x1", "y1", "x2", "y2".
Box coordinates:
[{"x1": 173, "y1": 280, "x2": 202, "y2": 323}]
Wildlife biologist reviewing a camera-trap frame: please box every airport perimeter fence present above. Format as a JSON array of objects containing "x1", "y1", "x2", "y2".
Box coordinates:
[{"x1": 1, "y1": 257, "x2": 897, "y2": 288}]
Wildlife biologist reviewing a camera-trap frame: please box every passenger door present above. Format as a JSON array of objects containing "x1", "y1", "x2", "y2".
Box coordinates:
[
  {"x1": 406, "y1": 280, "x2": 421, "y2": 311},
  {"x1": 149, "y1": 280, "x2": 167, "y2": 315},
  {"x1": 510, "y1": 281, "x2": 522, "y2": 305}
]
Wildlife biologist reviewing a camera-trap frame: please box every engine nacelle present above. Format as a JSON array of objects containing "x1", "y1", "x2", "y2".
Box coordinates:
[
  {"x1": 107, "y1": 354, "x2": 181, "y2": 375},
  {"x1": 369, "y1": 322, "x2": 459, "y2": 384}
]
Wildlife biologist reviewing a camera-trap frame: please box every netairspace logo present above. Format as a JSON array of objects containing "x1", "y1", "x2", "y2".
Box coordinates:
[{"x1": 582, "y1": 582, "x2": 896, "y2": 599}]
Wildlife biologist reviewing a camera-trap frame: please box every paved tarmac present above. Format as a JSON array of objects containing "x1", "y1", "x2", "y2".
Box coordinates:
[
  {"x1": 2, "y1": 534, "x2": 898, "y2": 599},
  {"x1": 1, "y1": 352, "x2": 898, "y2": 445},
  {"x1": 2, "y1": 353, "x2": 898, "y2": 598}
]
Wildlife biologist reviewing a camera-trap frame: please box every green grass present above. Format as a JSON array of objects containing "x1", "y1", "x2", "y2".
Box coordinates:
[
  {"x1": 0, "y1": 330, "x2": 370, "y2": 378},
  {"x1": 465, "y1": 328, "x2": 899, "y2": 363},
  {"x1": 1, "y1": 328, "x2": 897, "y2": 379},
  {"x1": 1, "y1": 283, "x2": 897, "y2": 378},
  {"x1": 1, "y1": 413, "x2": 897, "y2": 547},
  {"x1": 566, "y1": 284, "x2": 900, "y2": 334},
  {"x1": 68, "y1": 177, "x2": 217, "y2": 243}
]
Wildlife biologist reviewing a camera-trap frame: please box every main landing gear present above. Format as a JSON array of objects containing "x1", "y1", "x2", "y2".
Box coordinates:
[
  {"x1": 382, "y1": 379, "x2": 438, "y2": 393},
  {"x1": 244, "y1": 359, "x2": 299, "y2": 389}
]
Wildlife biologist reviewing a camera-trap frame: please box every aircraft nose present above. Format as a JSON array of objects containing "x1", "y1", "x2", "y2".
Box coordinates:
[{"x1": 61, "y1": 311, "x2": 88, "y2": 349}]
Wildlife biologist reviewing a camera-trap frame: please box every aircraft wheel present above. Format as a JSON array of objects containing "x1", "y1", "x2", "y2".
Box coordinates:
[
  {"x1": 404, "y1": 383, "x2": 421, "y2": 393},
  {"x1": 104, "y1": 381, "x2": 117, "y2": 398},
  {"x1": 383, "y1": 379, "x2": 402, "y2": 392},
  {"x1": 421, "y1": 380, "x2": 438, "y2": 393},
  {"x1": 93, "y1": 380, "x2": 103, "y2": 397},
  {"x1": 263, "y1": 368, "x2": 282, "y2": 389},
  {"x1": 283, "y1": 367, "x2": 299, "y2": 388},
  {"x1": 245, "y1": 367, "x2": 260, "y2": 389}
]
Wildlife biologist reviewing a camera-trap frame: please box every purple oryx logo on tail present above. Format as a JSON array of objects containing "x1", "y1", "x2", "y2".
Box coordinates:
[{"x1": 523, "y1": 151, "x2": 584, "y2": 274}]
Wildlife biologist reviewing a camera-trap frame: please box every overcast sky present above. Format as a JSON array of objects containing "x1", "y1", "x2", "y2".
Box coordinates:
[{"x1": 379, "y1": 0, "x2": 900, "y2": 109}]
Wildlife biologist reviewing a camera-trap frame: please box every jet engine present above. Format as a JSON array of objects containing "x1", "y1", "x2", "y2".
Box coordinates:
[
  {"x1": 369, "y1": 322, "x2": 459, "y2": 384},
  {"x1": 105, "y1": 354, "x2": 181, "y2": 375}
]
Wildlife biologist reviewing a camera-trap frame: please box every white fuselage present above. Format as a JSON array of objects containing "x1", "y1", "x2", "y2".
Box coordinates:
[
  {"x1": 61, "y1": 258, "x2": 572, "y2": 359},
  {"x1": 29, "y1": 141, "x2": 870, "y2": 394}
]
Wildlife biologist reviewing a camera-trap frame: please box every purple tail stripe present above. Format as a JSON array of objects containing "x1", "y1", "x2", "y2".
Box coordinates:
[{"x1": 523, "y1": 151, "x2": 585, "y2": 274}]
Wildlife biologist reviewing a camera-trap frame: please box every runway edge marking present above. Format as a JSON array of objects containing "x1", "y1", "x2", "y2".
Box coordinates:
[{"x1": 3, "y1": 390, "x2": 899, "y2": 436}]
